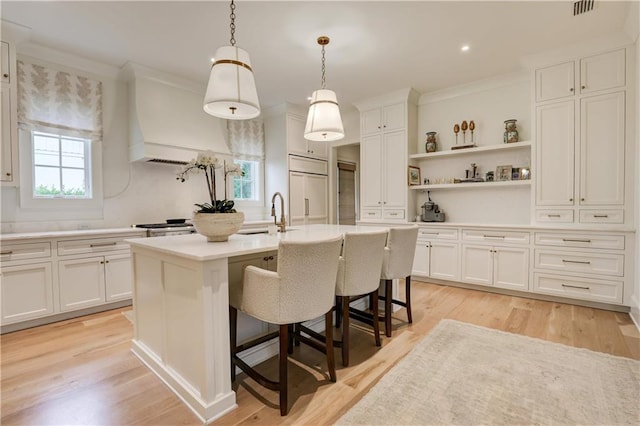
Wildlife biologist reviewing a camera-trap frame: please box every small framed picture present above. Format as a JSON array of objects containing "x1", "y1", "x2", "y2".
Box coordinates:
[
  {"x1": 519, "y1": 167, "x2": 531, "y2": 180},
  {"x1": 496, "y1": 165, "x2": 512, "y2": 181},
  {"x1": 408, "y1": 166, "x2": 421, "y2": 186}
]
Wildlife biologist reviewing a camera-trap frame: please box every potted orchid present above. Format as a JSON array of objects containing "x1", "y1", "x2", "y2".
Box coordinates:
[{"x1": 177, "y1": 151, "x2": 245, "y2": 242}]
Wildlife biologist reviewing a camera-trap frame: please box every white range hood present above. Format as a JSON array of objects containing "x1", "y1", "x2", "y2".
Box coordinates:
[{"x1": 124, "y1": 63, "x2": 231, "y2": 164}]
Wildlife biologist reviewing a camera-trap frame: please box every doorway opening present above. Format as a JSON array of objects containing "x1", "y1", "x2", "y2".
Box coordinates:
[{"x1": 337, "y1": 161, "x2": 357, "y2": 225}]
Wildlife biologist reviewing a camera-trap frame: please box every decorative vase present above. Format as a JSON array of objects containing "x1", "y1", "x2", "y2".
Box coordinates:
[
  {"x1": 503, "y1": 119, "x2": 519, "y2": 143},
  {"x1": 192, "y1": 211, "x2": 245, "y2": 242},
  {"x1": 425, "y1": 132, "x2": 437, "y2": 152}
]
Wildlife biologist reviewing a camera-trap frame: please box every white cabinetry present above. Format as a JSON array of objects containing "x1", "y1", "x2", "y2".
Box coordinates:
[
  {"x1": 286, "y1": 113, "x2": 327, "y2": 159},
  {"x1": 0, "y1": 241, "x2": 54, "y2": 324},
  {"x1": 1, "y1": 39, "x2": 17, "y2": 184},
  {"x1": 460, "y1": 229, "x2": 529, "y2": 291},
  {"x1": 289, "y1": 171, "x2": 328, "y2": 226},
  {"x1": 532, "y1": 231, "x2": 628, "y2": 304},
  {"x1": 534, "y1": 48, "x2": 629, "y2": 225},
  {"x1": 412, "y1": 227, "x2": 459, "y2": 281},
  {"x1": 356, "y1": 89, "x2": 418, "y2": 222},
  {"x1": 0, "y1": 230, "x2": 145, "y2": 332}
]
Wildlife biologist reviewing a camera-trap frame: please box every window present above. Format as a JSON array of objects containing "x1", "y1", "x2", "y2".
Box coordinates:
[
  {"x1": 33, "y1": 132, "x2": 91, "y2": 198},
  {"x1": 16, "y1": 59, "x2": 103, "y2": 218},
  {"x1": 233, "y1": 159, "x2": 259, "y2": 201}
]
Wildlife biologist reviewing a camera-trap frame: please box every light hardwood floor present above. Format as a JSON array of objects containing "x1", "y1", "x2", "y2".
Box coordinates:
[{"x1": 2, "y1": 281, "x2": 639, "y2": 425}]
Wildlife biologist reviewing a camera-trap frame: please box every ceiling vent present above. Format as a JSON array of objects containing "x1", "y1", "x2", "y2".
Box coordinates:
[{"x1": 573, "y1": 0, "x2": 595, "y2": 16}]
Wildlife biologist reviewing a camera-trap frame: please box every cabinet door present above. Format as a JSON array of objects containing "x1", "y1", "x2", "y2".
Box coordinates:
[
  {"x1": 412, "y1": 242, "x2": 429, "y2": 277},
  {"x1": 536, "y1": 101, "x2": 575, "y2": 206},
  {"x1": 288, "y1": 172, "x2": 306, "y2": 225},
  {"x1": 382, "y1": 130, "x2": 406, "y2": 208},
  {"x1": 305, "y1": 174, "x2": 328, "y2": 224},
  {"x1": 286, "y1": 114, "x2": 307, "y2": 157},
  {"x1": 429, "y1": 241, "x2": 459, "y2": 281},
  {"x1": 1, "y1": 262, "x2": 54, "y2": 324},
  {"x1": 361, "y1": 107, "x2": 382, "y2": 135},
  {"x1": 360, "y1": 134, "x2": 383, "y2": 208},
  {"x1": 579, "y1": 92, "x2": 625, "y2": 206},
  {"x1": 580, "y1": 49, "x2": 625, "y2": 94},
  {"x1": 105, "y1": 253, "x2": 133, "y2": 301},
  {"x1": 493, "y1": 247, "x2": 529, "y2": 291},
  {"x1": 461, "y1": 245, "x2": 492, "y2": 286},
  {"x1": 1, "y1": 84, "x2": 13, "y2": 182},
  {"x1": 58, "y1": 256, "x2": 106, "y2": 312},
  {"x1": 307, "y1": 138, "x2": 328, "y2": 159},
  {"x1": 535, "y1": 61, "x2": 575, "y2": 102},
  {"x1": 382, "y1": 102, "x2": 405, "y2": 132}
]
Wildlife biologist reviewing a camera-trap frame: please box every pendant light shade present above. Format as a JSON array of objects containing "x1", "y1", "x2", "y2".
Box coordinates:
[
  {"x1": 203, "y1": 0, "x2": 260, "y2": 120},
  {"x1": 304, "y1": 36, "x2": 344, "y2": 142},
  {"x1": 304, "y1": 89, "x2": 344, "y2": 141},
  {"x1": 204, "y1": 46, "x2": 260, "y2": 120}
]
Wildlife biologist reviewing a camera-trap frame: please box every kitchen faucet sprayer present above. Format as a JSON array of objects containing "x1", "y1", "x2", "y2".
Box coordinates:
[{"x1": 271, "y1": 192, "x2": 286, "y2": 233}]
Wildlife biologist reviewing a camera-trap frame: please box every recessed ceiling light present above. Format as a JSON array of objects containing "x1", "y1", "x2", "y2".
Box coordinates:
[
  {"x1": 210, "y1": 57, "x2": 215, "y2": 63},
  {"x1": 461, "y1": 45, "x2": 470, "y2": 52}
]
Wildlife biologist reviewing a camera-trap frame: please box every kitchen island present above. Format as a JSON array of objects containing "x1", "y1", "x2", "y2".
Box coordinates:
[{"x1": 126, "y1": 224, "x2": 388, "y2": 424}]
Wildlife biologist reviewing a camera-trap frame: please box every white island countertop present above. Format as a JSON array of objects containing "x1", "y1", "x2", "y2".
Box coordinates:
[{"x1": 126, "y1": 224, "x2": 391, "y2": 261}]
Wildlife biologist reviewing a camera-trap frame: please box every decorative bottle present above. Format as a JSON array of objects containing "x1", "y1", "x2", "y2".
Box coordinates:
[
  {"x1": 503, "y1": 119, "x2": 519, "y2": 143},
  {"x1": 425, "y1": 132, "x2": 437, "y2": 153}
]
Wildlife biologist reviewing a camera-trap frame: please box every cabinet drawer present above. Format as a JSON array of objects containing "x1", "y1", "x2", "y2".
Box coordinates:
[
  {"x1": 0, "y1": 242, "x2": 52, "y2": 262},
  {"x1": 57, "y1": 237, "x2": 131, "y2": 256},
  {"x1": 361, "y1": 209, "x2": 382, "y2": 219},
  {"x1": 383, "y1": 209, "x2": 405, "y2": 220},
  {"x1": 533, "y1": 273, "x2": 623, "y2": 304},
  {"x1": 579, "y1": 209, "x2": 623, "y2": 224},
  {"x1": 534, "y1": 232, "x2": 624, "y2": 250},
  {"x1": 535, "y1": 209, "x2": 574, "y2": 223},
  {"x1": 534, "y1": 250, "x2": 623, "y2": 277},
  {"x1": 418, "y1": 227, "x2": 458, "y2": 240},
  {"x1": 462, "y1": 229, "x2": 530, "y2": 244}
]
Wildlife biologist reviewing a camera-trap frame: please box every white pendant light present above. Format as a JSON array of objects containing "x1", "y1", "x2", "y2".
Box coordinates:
[
  {"x1": 203, "y1": 0, "x2": 260, "y2": 120},
  {"x1": 304, "y1": 36, "x2": 344, "y2": 142}
]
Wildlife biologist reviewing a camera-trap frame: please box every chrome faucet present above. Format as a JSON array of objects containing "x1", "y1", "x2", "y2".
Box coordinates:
[{"x1": 271, "y1": 192, "x2": 286, "y2": 233}]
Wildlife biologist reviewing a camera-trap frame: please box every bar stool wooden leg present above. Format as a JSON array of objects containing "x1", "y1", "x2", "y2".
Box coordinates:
[
  {"x1": 335, "y1": 296, "x2": 342, "y2": 328},
  {"x1": 325, "y1": 311, "x2": 336, "y2": 382},
  {"x1": 371, "y1": 289, "x2": 381, "y2": 346},
  {"x1": 384, "y1": 279, "x2": 393, "y2": 337},
  {"x1": 279, "y1": 324, "x2": 289, "y2": 416},
  {"x1": 341, "y1": 296, "x2": 350, "y2": 366},
  {"x1": 405, "y1": 276, "x2": 413, "y2": 323}
]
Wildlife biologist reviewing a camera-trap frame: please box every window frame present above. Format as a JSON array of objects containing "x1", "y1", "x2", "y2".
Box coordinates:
[
  {"x1": 18, "y1": 128, "x2": 103, "y2": 216},
  {"x1": 230, "y1": 157, "x2": 263, "y2": 208}
]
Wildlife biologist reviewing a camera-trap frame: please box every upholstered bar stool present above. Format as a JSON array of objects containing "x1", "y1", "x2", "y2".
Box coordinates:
[
  {"x1": 334, "y1": 230, "x2": 387, "y2": 366},
  {"x1": 229, "y1": 236, "x2": 343, "y2": 416},
  {"x1": 350, "y1": 226, "x2": 419, "y2": 338}
]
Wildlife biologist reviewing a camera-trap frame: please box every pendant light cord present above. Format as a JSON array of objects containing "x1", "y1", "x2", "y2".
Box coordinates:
[
  {"x1": 229, "y1": 0, "x2": 236, "y2": 46},
  {"x1": 321, "y1": 44, "x2": 326, "y2": 89}
]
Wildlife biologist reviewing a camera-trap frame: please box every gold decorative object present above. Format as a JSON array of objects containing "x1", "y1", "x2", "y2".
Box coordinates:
[
  {"x1": 461, "y1": 120, "x2": 468, "y2": 144},
  {"x1": 469, "y1": 120, "x2": 475, "y2": 144},
  {"x1": 453, "y1": 123, "x2": 460, "y2": 145}
]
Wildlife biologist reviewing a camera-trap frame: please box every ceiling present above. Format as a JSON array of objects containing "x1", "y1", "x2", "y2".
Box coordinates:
[{"x1": 1, "y1": 1, "x2": 635, "y2": 111}]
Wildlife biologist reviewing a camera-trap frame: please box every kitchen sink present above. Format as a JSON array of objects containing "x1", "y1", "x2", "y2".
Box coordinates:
[{"x1": 236, "y1": 228, "x2": 297, "y2": 235}]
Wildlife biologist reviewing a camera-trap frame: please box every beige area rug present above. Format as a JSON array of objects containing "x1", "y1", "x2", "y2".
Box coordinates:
[
  {"x1": 337, "y1": 319, "x2": 640, "y2": 425},
  {"x1": 122, "y1": 310, "x2": 134, "y2": 324}
]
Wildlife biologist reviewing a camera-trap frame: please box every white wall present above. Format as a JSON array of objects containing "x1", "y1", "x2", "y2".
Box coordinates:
[
  {"x1": 414, "y1": 73, "x2": 532, "y2": 224},
  {"x1": 0, "y1": 43, "x2": 227, "y2": 233}
]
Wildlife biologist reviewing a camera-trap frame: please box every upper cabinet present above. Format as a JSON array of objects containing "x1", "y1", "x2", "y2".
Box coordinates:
[
  {"x1": 534, "y1": 47, "x2": 631, "y2": 227},
  {"x1": 286, "y1": 113, "x2": 327, "y2": 160},
  {"x1": 1, "y1": 39, "x2": 17, "y2": 184},
  {"x1": 535, "y1": 49, "x2": 625, "y2": 102},
  {"x1": 1, "y1": 42, "x2": 10, "y2": 84},
  {"x1": 355, "y1": 88, "x2": 418, "y2": 222}
]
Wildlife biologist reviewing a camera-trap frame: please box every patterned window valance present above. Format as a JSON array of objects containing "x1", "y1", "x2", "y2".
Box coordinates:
[
  {"x1": 227, "y1": 119, "x2": 265, "y2": 160},
  {"x1": 17, "y1": 60, "x2": 103, "y2": 140}
]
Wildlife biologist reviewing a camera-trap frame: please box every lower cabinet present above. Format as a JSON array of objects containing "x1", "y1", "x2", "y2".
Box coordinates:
[
  {"x1": 58, "y1": 253, "x2": 133, "y2": 312},
  {"x1": 1, "y1": 261, "x2": 54, "y2": 324},
  {"x1": 413, "y1": 240, "x2": 459, "y2": 281},
  {"x1": 461, "y1": 244, "x2": 529, "y2": 291}
]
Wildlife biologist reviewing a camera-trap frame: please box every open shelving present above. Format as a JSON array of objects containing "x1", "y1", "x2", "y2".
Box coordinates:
[
  {"x1": 410, "y1": 180, "x2": 531, "y2": 190},
  {"x1": 409, "y1": 141, "x2": 531, "y2": 160}
]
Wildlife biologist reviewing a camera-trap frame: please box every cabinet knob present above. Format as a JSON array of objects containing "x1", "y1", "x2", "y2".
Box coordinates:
[
  {"x1": 569, "y1": 88, "x2": 574, "y2": 92},
  {"x1": 581, "y1": 85, "x2": 586, "y2": 90},
  {"x1": 581, "y1": 198, "x2": 585, "y2": 202},
  {"x1": 377, "y1": 126, "x2": 381, "y2": 129},
  {"x1": 569, "y1": 198, "x2": 573, "y2": 202},
  {"x1": 2, "y1": 73, "x2": 8, "y2": 78},
  {"x1": 5, "y1": 172, "x2": 11, "y2": 177}
]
